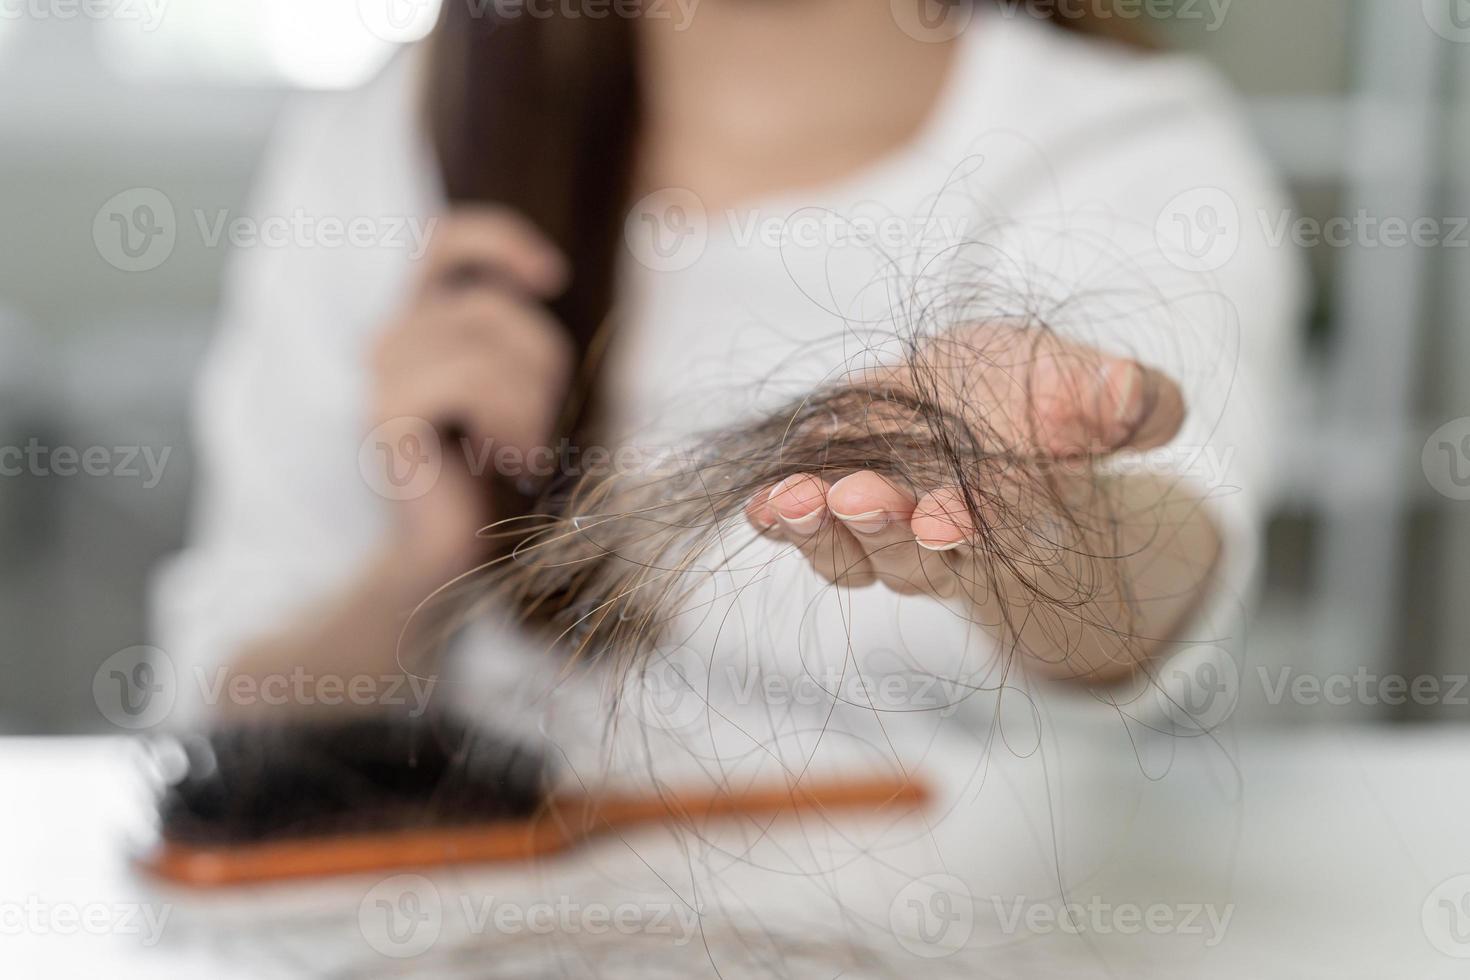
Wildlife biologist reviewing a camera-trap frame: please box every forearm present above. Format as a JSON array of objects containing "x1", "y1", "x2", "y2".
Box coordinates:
[{"x1": 218, "y1": 551, "x2": 451, "y2": 722}]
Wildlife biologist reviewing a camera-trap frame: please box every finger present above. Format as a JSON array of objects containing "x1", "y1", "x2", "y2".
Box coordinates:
[
  {"x1": 1032, "y1": 350, "x2": 1186, "y2": 456},
  {"x1": 768, "y1": 475, "x2": 875, "y2": 587},
  {"x1": 910, "y1": 487, "x2": 977, "y2": 552},
  {"x1": 378, "y1": 292, "x2": 574, "y2": 388},
  {"x1": 826, "y1": 471, "x2": 914, "y2": 536},
  {"x1": 417, "y1": 206, "x2": 568, "y2": 299},
  {"x1": 931, "y1": 323, "x2": 1186, "y2": 457},
  {"x1": 439, "y1": 292, "x2": 574, "y2": 381},
  {"x1": 387, "y1": 359, "x2": 561, "y2": 460},
  {"x1": 870, "y1": 486, "x2": 969, "y2": 600},
  {"x1": 828, "y1": 472, "x2": 936, "y2": 595},
  {"x1": 1105, "y1": 359, "x2": 1186, "y2": 451},
  {"x1": 768, "y1": 474, "x2": 830, "y2": 539},
  {"x1": 744, "y1": 489, "x2": 781, "y2": 537}
]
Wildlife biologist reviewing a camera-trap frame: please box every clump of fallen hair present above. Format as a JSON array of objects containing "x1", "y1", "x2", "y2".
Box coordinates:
[{"x1": 436, "y1": 321, "x2": 1143, "y2": 685}]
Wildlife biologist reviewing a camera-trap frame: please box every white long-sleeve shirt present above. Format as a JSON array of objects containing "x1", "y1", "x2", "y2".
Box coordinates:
[{"x1": 151, "y1": 12, "x2": 1304, "y2": 776}]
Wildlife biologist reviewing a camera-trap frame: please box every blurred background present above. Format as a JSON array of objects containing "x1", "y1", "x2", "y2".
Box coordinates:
[{"x1": 0, "y1": 0, "x2": 1466, "y2": 732}]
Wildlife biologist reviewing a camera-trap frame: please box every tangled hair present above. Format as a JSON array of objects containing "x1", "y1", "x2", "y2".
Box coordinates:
[{"x1": 425, "y1": 311, "x2": 1188, "y2": 695}]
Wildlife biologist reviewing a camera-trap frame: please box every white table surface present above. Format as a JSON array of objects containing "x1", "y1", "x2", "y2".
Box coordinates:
[{"x1": 4, "y1": 727, "x2": 1470, "y2": 978}]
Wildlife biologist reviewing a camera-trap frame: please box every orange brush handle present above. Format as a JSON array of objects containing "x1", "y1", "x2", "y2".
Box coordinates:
[
  {"x1": 143, "y1": 819, "x2": 572, "y2": 887},
  {"x1": 140, "y1": 774, "x2": 928, "y2": 888},
  {"x1": 555, "y1": 773, "x2": 931, "y2": 828}
]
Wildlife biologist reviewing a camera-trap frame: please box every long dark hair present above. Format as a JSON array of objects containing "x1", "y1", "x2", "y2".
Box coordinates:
[{"x1": 421, "y1": 0, "x2": 1148, "y2": 506}]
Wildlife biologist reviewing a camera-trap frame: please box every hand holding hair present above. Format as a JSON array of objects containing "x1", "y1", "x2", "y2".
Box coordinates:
[
  {"x1": 369, "y1": 205, "x2": 575, "y2": 585},
  {"x1": 462, "y1": 317, "x2": 1219, "y2": 689},
  {"x1": 739, "y1": 321, "x2": 1208, "y2": 684}
]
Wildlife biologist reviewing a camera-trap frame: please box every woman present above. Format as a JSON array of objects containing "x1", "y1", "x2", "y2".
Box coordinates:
[{"x1": 152, "y1": 0, "x2": 1302, "y2": 738}]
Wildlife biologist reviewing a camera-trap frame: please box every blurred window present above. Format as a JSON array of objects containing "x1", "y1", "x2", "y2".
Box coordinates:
[{"x1": 95, "y1": 0, "x2": 443, "y2": 89}]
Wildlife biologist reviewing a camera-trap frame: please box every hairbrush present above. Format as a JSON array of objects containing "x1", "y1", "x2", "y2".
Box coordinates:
[{"x1": 139, "y1": 715, "x2": 929, "y2": 887}]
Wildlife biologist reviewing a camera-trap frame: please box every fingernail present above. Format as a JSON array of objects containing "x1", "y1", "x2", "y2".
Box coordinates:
[
  {"x1": 747, "y1": 497, "x2": 777, "y2": 531},
  {"x1": 917, "y1": 537, "x2": 964, "y2": 552},
  {"x1": 769, "y1": 476, "x2": 827, "y2": 535},
  {"x1": 1108, "y1": 362, "x2": 1144, "y2": 432},
  {"x1": 779, "y1": 508, "x2": 826, "y2": 536},
  {"x1": 831, "y1": 509, "x2": 890, "y2": 535},
  {"x1": 767, "y1": 476, "x2": 800, "y2": 503}
]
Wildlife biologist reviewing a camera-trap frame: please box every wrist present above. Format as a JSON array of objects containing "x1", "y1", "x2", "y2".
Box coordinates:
[{"x1": 365, "y1": 542, "x2": 463, "y2": 606}]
